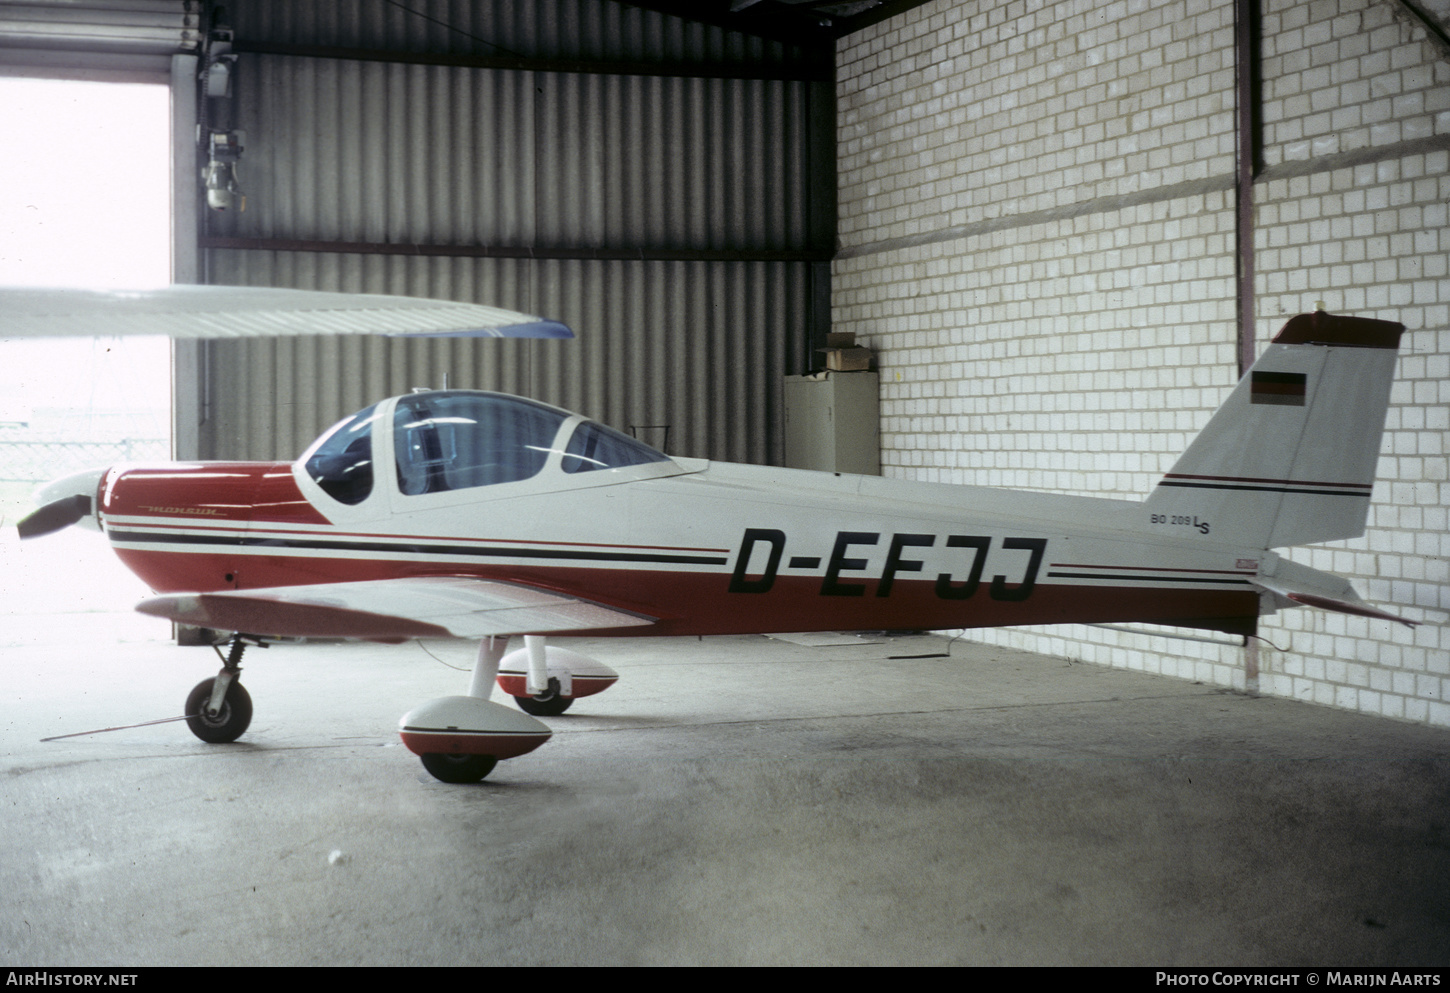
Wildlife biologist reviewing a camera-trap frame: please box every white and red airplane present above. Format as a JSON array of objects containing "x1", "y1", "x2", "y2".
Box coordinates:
[{"x1": 10, "y1": 291, "x2": 1413, "y2": 782}]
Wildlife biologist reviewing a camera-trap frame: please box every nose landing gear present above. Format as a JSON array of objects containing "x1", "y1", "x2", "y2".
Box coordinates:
[{"x1": 184, "y1": 635, "x2": 262, "y2": 744}]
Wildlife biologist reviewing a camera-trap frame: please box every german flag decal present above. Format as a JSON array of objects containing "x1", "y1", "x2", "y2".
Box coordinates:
[{"x1": 1251, "y1": 371, "x2": 1307, "y2": 405}]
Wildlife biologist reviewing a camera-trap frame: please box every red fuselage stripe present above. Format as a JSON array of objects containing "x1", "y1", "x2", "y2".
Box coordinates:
[{"x1": 111, "y1": 546, "x2": 1258, "y2": 637}]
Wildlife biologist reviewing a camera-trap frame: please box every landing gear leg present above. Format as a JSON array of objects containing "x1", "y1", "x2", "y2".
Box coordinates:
[
  {"x1": 184, "y1": 635, "x2": 259, "y2": 743},
  {"x1": 467, "y1": 636, "x2": 506, "y2": 700}
]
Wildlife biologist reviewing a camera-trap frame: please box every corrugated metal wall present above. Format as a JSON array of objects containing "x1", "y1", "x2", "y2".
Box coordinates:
[
  {"x1": 227, "y1": 0, "x2": 799, "y2": 62},
  {"x1": 193, "y1": 0, "x2": 828, "y2": 465},
  {"x1": 0, "y1": 0, "x2": 199, "y2": 78}
]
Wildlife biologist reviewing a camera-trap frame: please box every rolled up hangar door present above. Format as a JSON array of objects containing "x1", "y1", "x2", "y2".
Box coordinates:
[{"x1": 0, "y1": 1, "x2": 204, "y2": 458}]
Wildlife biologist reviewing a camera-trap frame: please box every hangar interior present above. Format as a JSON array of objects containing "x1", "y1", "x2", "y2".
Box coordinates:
[
  {"x1": 5, "y1": 0, "x2": 1450, "y2": 968},
  {"x1": 1, "y1": 0, "x2": 1447, "y2": 726}
]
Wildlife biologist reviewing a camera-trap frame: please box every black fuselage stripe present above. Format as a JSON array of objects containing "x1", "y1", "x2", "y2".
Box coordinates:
[
  {"x1": 1156, "y1": 481, "x2": 1370, "y2": 497},
  {"x1": 106, "y1": 529, "x2": 728, "y2": 566},
  {"x1": 1046, "y1": 571, "x2": 1254, "y2": 586}
]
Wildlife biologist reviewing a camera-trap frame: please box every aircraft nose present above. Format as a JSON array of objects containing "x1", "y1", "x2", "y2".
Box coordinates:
[{"x1": 16, "y1": 467, "x2": 106, "y2": 539}]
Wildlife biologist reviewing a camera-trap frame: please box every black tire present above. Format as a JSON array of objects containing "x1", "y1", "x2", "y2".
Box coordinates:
[
  {"x1": 420, "y1": 753, "x2": 498, "y2": 784},
  {"x1": 514, "y1": 677, "x2": 574, "y2": 717},
  {"x1": 184, "y1": 677, "x2": 253, "y2": 743}
]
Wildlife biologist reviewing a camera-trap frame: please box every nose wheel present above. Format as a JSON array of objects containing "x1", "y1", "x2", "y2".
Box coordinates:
[
  {"x1": 184, "y1": 635, "x2": 259, "y2": 743},
  {"x1": 184, "y1": 676, "x2": 253, "y2": 743}
]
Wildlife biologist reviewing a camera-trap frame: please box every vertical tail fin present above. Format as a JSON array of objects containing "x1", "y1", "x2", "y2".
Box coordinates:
[{"x1": 1144, "y1": 312, "x2": 1404, "y2": 549}]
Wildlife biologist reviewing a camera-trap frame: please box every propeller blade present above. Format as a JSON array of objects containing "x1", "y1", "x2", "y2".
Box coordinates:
[{"x1": 16, "y1": 494, "x2": 92, "y2": 539}]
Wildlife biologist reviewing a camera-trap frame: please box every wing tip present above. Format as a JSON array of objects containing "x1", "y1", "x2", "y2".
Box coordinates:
[{"x1": 389, "y1": 319, "x2": 574, "y2": 340}]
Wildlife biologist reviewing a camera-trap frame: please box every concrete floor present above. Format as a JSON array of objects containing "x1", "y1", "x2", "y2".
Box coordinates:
[{"x1": 3, "y1": 529, "x2": 1450, "y2": 966}]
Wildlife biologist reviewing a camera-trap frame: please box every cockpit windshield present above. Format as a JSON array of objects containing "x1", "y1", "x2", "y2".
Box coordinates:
[
  {"x1": 395, "y1": 392, "x2": 568, "y2": 495},
  {"x1": 562, "y1": 420, "x2": 671, "y2": 474},
  {"x1": 302, "y1": 402, "x2": 380, "y2": 505}
]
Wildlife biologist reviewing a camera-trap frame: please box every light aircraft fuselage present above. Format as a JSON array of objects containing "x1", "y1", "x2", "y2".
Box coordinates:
[{"x1": 99, "y1": 446, "x2": 1263, "y2": 640}]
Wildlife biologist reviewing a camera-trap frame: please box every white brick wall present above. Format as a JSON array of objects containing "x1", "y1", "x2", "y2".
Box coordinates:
[
  {"x1": 838, "y1": 197, "x2": 1239, "y2": 495},
  {"x1": 838, "y1": 0, "x2": 1237, "y2": 250},
  {"x1": 1261, "y1": 0, "x2": 1450, "y2": 164},
  {"x1": 835, "y1": 0, "x2": 1450, "y2": 728}
]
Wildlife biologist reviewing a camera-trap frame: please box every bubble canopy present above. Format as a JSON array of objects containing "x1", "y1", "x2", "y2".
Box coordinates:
[{"x1": 301, "y1": 391, "x2": 673, "y2": 506}]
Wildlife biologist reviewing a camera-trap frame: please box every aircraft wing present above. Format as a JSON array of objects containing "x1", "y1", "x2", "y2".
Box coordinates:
[
  {"x1": 136, "y1": 576, "x2": 654, "y2": 641},
  {"x1": 0, "y1": 285, "x2": 573, "y2": 339}
]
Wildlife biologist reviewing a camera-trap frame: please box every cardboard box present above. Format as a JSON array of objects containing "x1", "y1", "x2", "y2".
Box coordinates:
[{"x1": 822, "y1": 347, "x2": 872, "y2": 372}]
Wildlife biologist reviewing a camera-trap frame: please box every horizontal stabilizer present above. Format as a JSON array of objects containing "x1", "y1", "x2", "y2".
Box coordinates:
[
  {"x1": 1251, "y1": 559, "x2": 1416, "y2": 628},
  {"x1": 137, "y1": 576, "x2": 654, "y2": 641}
]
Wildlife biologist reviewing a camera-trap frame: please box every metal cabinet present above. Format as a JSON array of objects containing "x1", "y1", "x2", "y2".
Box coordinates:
[{"x1": 783, "y1": 372, "x2": 880, "y2": 474}]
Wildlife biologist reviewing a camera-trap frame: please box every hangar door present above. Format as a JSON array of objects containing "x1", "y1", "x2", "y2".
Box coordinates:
[{"x1": 0, "y1": 1, "x2": 201, "y2": 463}]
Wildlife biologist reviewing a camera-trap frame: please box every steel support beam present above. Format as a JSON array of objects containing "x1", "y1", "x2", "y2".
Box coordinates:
[
  {"x1": 1234, "y1": 0, "x2": 1260, "y2": 379},
  {"x1": 1234, "y1": 0, "x2": 1262, "y2": 690},
  {"x1": 199, "y1": 235, "x2": 831, "y2": 264},
  {"x1": 232, "y1": 40, "x2": 830, "y2": 83}
]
